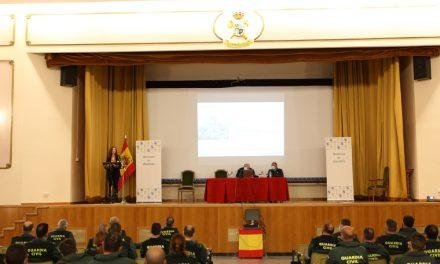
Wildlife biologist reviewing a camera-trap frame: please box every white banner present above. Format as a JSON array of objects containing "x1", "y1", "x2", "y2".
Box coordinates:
[
  {"x1": 136, "y1": 140, "x2": 162, "y2": 203},
  {"x1": 325, "y1": 137, "x2": 354, "y2": 201}
]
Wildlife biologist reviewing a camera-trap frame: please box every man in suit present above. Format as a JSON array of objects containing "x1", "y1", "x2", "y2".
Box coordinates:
[
  {"x1": 236, "y1": 163, "x2": 255, "y2": 178},
  {"x1": 267, "y1": 162, "x2": 284, "y2": 177},
  {"x1": 10, "y1": 221, "x2": 35, "y2": 246}
]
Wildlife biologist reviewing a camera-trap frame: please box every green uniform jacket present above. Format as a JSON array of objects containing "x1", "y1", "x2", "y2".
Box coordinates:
[
  {"x1": 327, "y1": 241, "x2": 368, "y2": 264},
  {"x1": 26, "y1": 237, "x2": 62, "y2": 263},
  {"x1": 140, "y1": 236, "x2": 170, "y2": 258},
  {"x1": 425, "y1": 239, "x2": 440, "y2": 262},
  {"x1": 119, "y1": 232, "x2": 137, "y2": 260},
  {"x1": 56, "y1": 253, "x2": 94, "y2": 264},
  {"x1": 161, "y1": 227, "x2": 179, "y2": 241},
  {"x1": 394, "y1": 251, "x2": 437, "y2": 264},
  {"x1": 10, "y1": 233, "x2": 35, "y2": 246},
  {"x1": 166, "y1": 252, "x2": 196, "y2": 264},
  {"x1": 89, "y1": 252, "x2": 135, "y2": 264},
  {"x1": 308, "y1": 235, "x2": 339, "y2": 257},
  {"x1": 360, "y1": 242, "x2": 390, "y2": 263},
  {"x1": 48, "y1": 229, "x2": 75, "y2": 246},
  {"x1": 185, "y1": 240, "x2": 208, "y2": 264},
  {"x1": 398, "y1": 227, "x2": 418, "y2": 239},
  {"x1": 376, "y1": 233, "x2": 408, "y2": 255}
]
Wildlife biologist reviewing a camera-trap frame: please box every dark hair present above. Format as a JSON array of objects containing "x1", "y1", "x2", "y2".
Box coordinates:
[
  {"x1": 5, "y1": 244, "x2": 27, "y2": 264},
  {"x1": 104, "y1": 233, "x2": 122, "y2": 253},
  {"x1": 425, "y1": 224, "x2": 439, "y2": 240},
  {"x1": 184, "y1": 225, "x2": 195, "y2": 238},
  {"x1": 59, "y1": 238, "x2": 77, "y2": 256},
  {"x1": 36, "y1": 223, "x2": 49, "y2": 238},
  {"x1": 107, "y1": 147, "x2": 118, "y2": 161},
  {"x1": 363, "y1": 227, "x2": 375, "y2": 241},
  {"x1": 170, "y1": 234, "x2": 186, "y2": 253},
  {"x1": 410, "y1": 233, "x2": 426, "y2": 251},
  {"x1": 323, "y1": 224, "x2": 334, "y2": 235},
  {"x1": 94, "y1": 231, "x2": 106, "y2": 255},
  {"x1": 386, "y1": 219, "x2": 397, "y2": 232},
  {"x1": 403, "y1": 215, "x2": 415, "y2": 228},
  {"x1": 340, "y1": 218, "x2": 351, "y2": 226},
  {"x1": 166, "y1": 216, "x2": 174, "y2": 228},
  {"x1": 109, "y1": 222, "x2": 122, "y2": 234},
  {"x1": 23, "y1": 223, "x2": 33, "y2": 233},
  {"x1": 151, "y1": 223, "x2": 162, "y2": 236}
]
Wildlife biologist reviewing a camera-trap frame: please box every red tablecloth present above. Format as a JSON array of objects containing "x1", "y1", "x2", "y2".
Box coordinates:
[{"x1": 204, "y1": 178, "x2": 289, "y2": 203}]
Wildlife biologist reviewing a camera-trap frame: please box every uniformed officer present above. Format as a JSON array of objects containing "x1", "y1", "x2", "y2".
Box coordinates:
[
  {"x1": 424, "y1": 224, "x2": 440, "y2": 261},
  {"x1": 140, "y1": 223, "x2": 170, "y2": 258},
  {"x1": 184, "y1": 225, "x2": 208, "y2": 264},
  {"x1": 146, "y1": 247, "x2": 166, "y2": 264},
  {"x1": 10, "y1": 221, "x2": 35, "y2": 246},
  {"x1": 394, "y1": 233, "x2": 436, "y2": 264},
  {"x1": 376, "y1": 219, "x2": 408, "y2": 255},
  {"x1": 108, "y1": 221, "x2": 136, "y2": 260},
  {"x1": 327, "y1": 226, "x2": 368, "y2": 264},
  {"x1": 26, "y1": 223, "x2": 61, "y2": 263},
  {"x1": 166, "y1": 234, "x2": 196, "y2": 264},
  {"x1": 267, "y1": 162, "x2": 284, "y2": 177},
  {"x1": 333, "y1": 219, "x2": 359, "y2": 242},
  {"x1": 91, "y1": 233, "x2": 135, "y2": 264},
  {"x1": 57, "y1": 238, "x2": 93, "y2": 264},
  {"x1": 47, "y1": 218, "x2": 75, "y2": 246},
  {"x1": 360, "y1": 227, "x2": 390, "y2": 263},
  {"x1": 308, "y1": 223, "x2": 339, "y2": 257},
  {"x1": 4, "y1": 244, "x2": 28, "y2": 264},
  {"x1": 161, "y1": 216, "x2": 179, "y2": 241},
  {"x1": 398, "y1": 215, "x2": 418, "y2": 239}
]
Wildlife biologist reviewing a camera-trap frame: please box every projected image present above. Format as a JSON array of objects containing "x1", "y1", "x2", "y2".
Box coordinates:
[{"x1": 198, "y1": 102, "x2": 284, "y2": 157}]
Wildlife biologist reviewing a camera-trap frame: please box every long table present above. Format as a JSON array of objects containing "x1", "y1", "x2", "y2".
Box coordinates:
[{"x1": 204, "y1": 177, "x2": 290, "y2": 203}]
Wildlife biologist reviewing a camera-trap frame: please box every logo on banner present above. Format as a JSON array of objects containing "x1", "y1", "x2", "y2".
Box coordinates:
[{"x1": 214, "y1": 11, "x2": 264, "y2": 48}]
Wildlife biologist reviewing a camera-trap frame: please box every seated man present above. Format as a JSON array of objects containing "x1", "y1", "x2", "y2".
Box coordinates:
[
  {"x1": 5, "y1": 244, "x2": 28, "y2": 264},
  {"x1": 308, "y1": 223, "x2": 338, "y2": 257},
  {"x1": 184, "y1": 225, "x2": 208, "y2": 264},
  {"x1": 26, "y1": 223, "x2": 61, "y2": 263},
  {"x1": 11, "y1": 221, "x2": 35, "y2": 246},
  {"x1": 360, "y1": 227, "x2": 390, "y2": 263},
  {"x1": 145, "y1": 247, "x2": 166, "y2": 264},
  {"x1": 398, "y1": 215, "x2": 418, "y2": 239},
  {"x1": 333, "y1": 218, "x2": 359, "y2": 242},
  {"x1": 267, "y1": 162, "x2": 284, "y2": 177},
  {"x1": 377, "y1": 219, "x2": 408, "y2": 255},
  {"x1": 161, "y1": 216, "x2": 179, "y2": 241},
  {"x1": 140, "y1": 223, "x2": 169, "y2": 258},
  {"x1": 236, "y1": 163, "x2": 255, "y2": 178},
  {"x1": 394, "y1": 233, "x2": 436, "y2": 264},
  {"x1": 108, "y1": 221, "x2": 137, "y2": 259},
  {"x1": 57, "y1": 238, "x2": 93, "y2": 264},
  {"x1": 48, "y1": 218, "x2": 75, "y2": 246},
  {"x1": 327, "y1": 226, "x2": 368, "y2": 264},
  {"x1": 92, "y1": 233, "x2": 135, "y2": 264},
  {"x1": 424, "y1": 224, "x2": 440, "y2": 261}
]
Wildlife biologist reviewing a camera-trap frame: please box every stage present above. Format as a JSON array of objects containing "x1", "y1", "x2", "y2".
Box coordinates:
[{"x1": 1, "y1": 201, "x2": 439, "y2": 253}]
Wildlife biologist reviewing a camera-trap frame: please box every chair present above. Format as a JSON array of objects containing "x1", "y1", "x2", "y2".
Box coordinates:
[
  {"x1": 369, "y1": 259, "x2": 387, "y2": 264},
  {"x1": 215, "y1": 169, "x2": 228, "y2": 178},
  {"x1": 368, "y1": 166, "x2": 390, "y2": 202},
  {"x1": 178, "y1": 170, "x2": 195, "y2": 202},
  {"x1": 310, "y1": 253, "x2": 329, "y2": 264}
]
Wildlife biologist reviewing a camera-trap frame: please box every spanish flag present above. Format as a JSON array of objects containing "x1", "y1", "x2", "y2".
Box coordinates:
[
  {"x1": 238, "y1": 228, "x2": 264, "y2": 258},
  {"x1": 118, "y1": 137, "x2": 135, "y2": 191}
]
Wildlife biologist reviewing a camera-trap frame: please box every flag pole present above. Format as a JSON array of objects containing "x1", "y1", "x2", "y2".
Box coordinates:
[{"x1": 121, "y1": 134, "x2": 127, "y2": 204}]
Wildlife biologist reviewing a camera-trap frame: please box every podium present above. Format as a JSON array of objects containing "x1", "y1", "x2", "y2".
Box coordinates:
[{"x1": 238, "y1": 228, "x2": 264, "y2": 258}]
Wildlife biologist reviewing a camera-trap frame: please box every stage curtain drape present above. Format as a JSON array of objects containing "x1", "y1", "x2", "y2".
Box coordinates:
[
  {"x1": 85, "y1": 65, "x2": 148, "y2": 201},
  {"x1": 333, "y1": 58, "x2": 407, "y2": 199}
]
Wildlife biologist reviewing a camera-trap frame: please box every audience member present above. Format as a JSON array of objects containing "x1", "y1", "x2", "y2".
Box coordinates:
[
  {"x1": 184, "y1": 225, "x2": 208, "y2": 264},
  {"x1": 92, "y1": 233, "x2": 135, "y2": 264},
  {"x1": 307, "y1": 223, "x2": 338, "y2": 257},
  {"x1": 377, "y1": 219, "x2": 408, "y2": 255},
  {"x1": 327, "y1": 226, "x2": 368, "y2": 264},
  {"x1": 236, "y1": 163, "x2": 256, "y2": 178},
  {"x1": 394, "y1": 233, "x2": 436, "y2": 264},
  {"x1": 108, "y1": 221, "x2": 137, "y2": 259},
  {"x1": 399, "y1": 215, "x2": 418, "y2": 239},
  {"x1": 145, "y1": 247, "x2": 166, "y2": 264},
  {"x1": 360, "y1": 227, "x2": 390, "y2": 263},
  {"x1": 140, "y1": 223, "x2": 170, "y2": 258},
  {"x1": 333, "y1": 219, "x2": 359, "y2": 242},
  {"x1": 267, "y1": 162, "x2": 284, "y2": 177},
  {"x1": 5, "y1": 244, "x2": 28, "y2": 264},
  {"x1": 48, "y1": 218, "x2": 75, "y2": 246},
  {"x1": 26, "y1": 223, "x2": 61, "y2": 263},
  {"x1": 10, "y1": 221, "x2": 35, "y2": 246},
  {"x1": 86, "y1": 228, "x2": 107, "y2": 256},
  {"x1": 161, "y1": 216, "x2": 179, "y2": 241},
  {"x1": 424, "y1": 224, "x2": 440, "y2": 261},
  {"x1": 166, "y1": 234, "x2": 196, "y2": 264},
  {"x1": 57, "y1": 238, "x2": 93, "y2": 263}
]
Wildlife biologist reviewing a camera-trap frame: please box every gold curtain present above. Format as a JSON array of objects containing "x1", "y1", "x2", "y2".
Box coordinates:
[
  {"x1": 333, "y1": 58, "x2": 407, "y2": 198},
  {"x1": 85, "y1": 65, "x2": 148, "y2": 201}
]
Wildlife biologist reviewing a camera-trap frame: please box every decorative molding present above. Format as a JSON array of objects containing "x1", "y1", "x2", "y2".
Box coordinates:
[{"x1": 0, "y1": 15, "x2": 15, "y2": 46}]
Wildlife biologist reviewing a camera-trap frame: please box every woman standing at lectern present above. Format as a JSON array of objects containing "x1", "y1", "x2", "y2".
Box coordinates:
[{"x1": 105, "y1": 146, "x2": 122, "y2": 202}]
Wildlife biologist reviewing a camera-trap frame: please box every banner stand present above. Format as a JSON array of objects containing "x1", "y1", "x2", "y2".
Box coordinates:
[{"x1": 136, "y1": 140, "x2": 162, "y2": 203}]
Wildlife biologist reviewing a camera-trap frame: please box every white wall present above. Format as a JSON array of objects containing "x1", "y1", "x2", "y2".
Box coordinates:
[
  {"x1": 414, "y1": 56, "x2": 440, "y2": 200},
  {"x1": 146, "y1": 63, "x2": 333, "y2": 178}
]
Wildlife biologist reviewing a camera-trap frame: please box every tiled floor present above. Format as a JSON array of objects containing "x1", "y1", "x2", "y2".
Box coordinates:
[{"x1": 212, "y1": 256, "x2": 291, "y2": 264}]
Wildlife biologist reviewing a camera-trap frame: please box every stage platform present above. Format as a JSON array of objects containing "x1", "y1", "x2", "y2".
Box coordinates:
[{"x1": 1, "y1": 201, "x2": 439, "y2": 253}]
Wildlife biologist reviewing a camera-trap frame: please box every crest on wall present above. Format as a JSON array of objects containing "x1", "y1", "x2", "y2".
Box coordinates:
[{"x1": 214, "y1": 11, "x2": 264, "y2": 48}]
